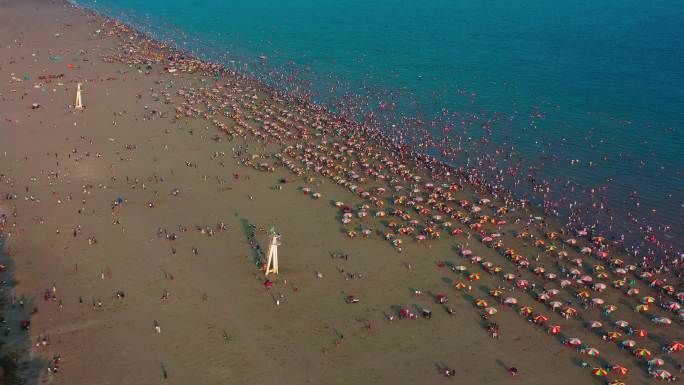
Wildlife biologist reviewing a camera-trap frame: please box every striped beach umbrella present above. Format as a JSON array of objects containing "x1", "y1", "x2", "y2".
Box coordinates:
[
  {"x1": 615, "y1": 320, "x2": 630, "y2": 328},
  {"x1": 503, "y1": 297, "x2": 518, "y2": 305},
  {"x1": 612, "y1": 365, "x2": 629, "y2": 376},
  {"x1": 670, "y1": 341, "x2": 684, "y2": 352},
  {"x1": 583, "y1": 347, "x2": 600, "y2": 357},
  {"x1": 653, "y1": 369, "x2": 672, "y2": 380},
  {"x1": 591, "y1": 367, "x2": 608, "y2": 377},
  {"x1": 648, "y1": 358, "x2": 665, "y2": 367},
  {"x1": 483, "y1": 307, "x2": 497, "y2": 316},
  {"x1": 607, "y1": 331, "x2": 623, "y2": 340},
  {"x1": 621, "y1": 339, "x2": 636, "y2": 348},
  {"x1": 474, "y1": 299, "x2": 488, "y2": 308}
]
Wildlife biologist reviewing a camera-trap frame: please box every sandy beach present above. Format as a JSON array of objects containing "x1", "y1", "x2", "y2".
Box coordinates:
[{"x1": 0, "y1": 1, "x2": 681, "y2": 384}]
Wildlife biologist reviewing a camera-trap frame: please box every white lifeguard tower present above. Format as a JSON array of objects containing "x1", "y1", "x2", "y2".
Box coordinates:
[
  {"x1": 74, "y1": 83, "x2": 84, "y2": 109},
  {"x1": 264, "y1": 229, "x2": 281, "y2": 276}
]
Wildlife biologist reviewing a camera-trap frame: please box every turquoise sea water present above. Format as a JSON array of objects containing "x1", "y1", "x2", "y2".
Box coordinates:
[{"x1": 72, "y1": 0, "x2": 683, "y2": 257}]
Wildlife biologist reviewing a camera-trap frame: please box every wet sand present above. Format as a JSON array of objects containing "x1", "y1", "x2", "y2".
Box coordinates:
[{"x1": 0, "y1": 0, "x2": 681, "y2": 384}]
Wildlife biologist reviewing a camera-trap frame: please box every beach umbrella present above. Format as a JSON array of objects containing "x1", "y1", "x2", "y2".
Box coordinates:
[
  {"x1": 537, "y1": 293, "x2": 550, "y2": 302},
  {"x1": 635, "y1": 304, "x2": 650, "y2": 313},
  {"x1": 621, "y1": 339, "x2": 636, "y2": 348},
  {"x1": 592, "y1": 297, "x2": 605, "y2": 305},
  {"x1": 503, "y1": 297, "x2": 518, "y2": 305},
  {"x1": 580, "y1": 275, "x2": 593, "y2": 283},
  {"x1": 641, "y1": 296, "x2": 656, "y2": 304},
  {"x1": 608, "y1": 381, "x2": 625, "y2": 385},
  {"x1": 470, "y1": 256, "x2": 483, "y2": 263},
  {"x1": 615, "y1": 320, "x2": 630, "y2": 328},
  {"x1": 572, "y1": 258, "x2": 584, "y2": 266},
  {"x1": 566, "y1": 337, "x2": 582, "y2": 346},
  {"x1": 603, "y1": 304, "x2": 618, "y2": 314},
  {"x1": 483, "y1": 307, "x2": 497, "y2": 316},
  {"x1": 591, "y1": 367, "x2": 608, "y2": 377},
  {"x1": 677, "y1": 292, "x2": 684, "y2": 302},
  {"x1": 663, "y1": 302, "x2": 681, "y2": 312},
  {"x1": 547, "y1": 289, "x2": 559, "y2": 296},
  {"x1": 576, "y1": 290, "x2": 591, "y2": 299},
  {"x1": 595, "y1": 272, "x2": 608, "y2": 279},
  {"x1": 533, "y1": 314, "x2": 548, "y2": 324},
  {"x1": 648, "y1": 358, "x2": 665, "y2": 367},
  {"x1": 653, "y1": 369, "x2": 672, "y2": 380},
  {"x1": 474, "y1": 299, "x2": 488, "y2": 308},
  {"x1": 640, "y1": 272, "x2": 653, "y2": 279},
  {"x1": 651, "y1": 316, "x2": 671, "y2": 325},
  {"x1": 587, "y1": 321, "x2": 603, "y2": 329},
  {"x1": 454, "y1": 265, "x2": 467, "y2": 271},
  {"x1": 489, "y1": 289, "x2": 503, "y2": 297},
  {"x1": 593, "y1": 283, "x2": 607, "y2": 292},
  {"x1": 454, "y1": 282, "x2": 467, "y2": 290},
  {"x1": 635, "y1": 329, "x2": 648, "y2": 337},
  {"x1": 560, "y1": 279, "x2": 573, "y2": 288},
  {"x1": 612, "y1": 365, "x2": 629, "y2": 376},
  {"x1": 515, "y1": 279, "x2": 529, "y2": 288},
  {"x1": 583, "y1": 347, "x2": 600, "y2": 357},
  {"x1": 614, "y1": 268, "x2": 627, "y2": 275},
  {"x1": 580, "y1": 247, "x2": 592, "y2": 254},
  {"x1": 626, "y1": 288, "x2": 639, "y2": 296},
  {"x1": 607, "y1": 331, "x2": 622, "y2": 340},
  {"x1": 613, "y1": 279, "x2": 626, "y2": 288},
  {"x1": 461, "y1": 249, "x2": 472, "y2": 256},
  {"x1": 504, "y1": 273, "x2": 516, "y2": 281},
  {"x1": 533, "y1": 266, "x2": 546, "y2": 275},
  {"x1": 670, "y1": 341, "x2": 684, "y2": 352},
  {"x1": 467, "y1": 273, "x2": 480, "y2": 281},
  {"x1": 661, "y1": 284, "x2": 675, "y2": 294},
  {"x1": 519, "y1": 306, "x2": 533, "y2": 316},
  {"x1": 634, "y1": 348, "x2": 652, "y2": 358},
  {"x1": 562, "y1": 307, "x2": 577, "y2": 318},
  {"x1": 550, "y1": 301, "x2": 563, "y2": 310},
  {"x1": 548, "y1": 325, "x2": 561, "y2": 334},
  {"x1": 544, "y1": 273, "x2": 557, "y2": 280}
]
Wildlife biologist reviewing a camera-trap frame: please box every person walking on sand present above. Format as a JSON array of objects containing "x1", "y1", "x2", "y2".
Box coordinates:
[{"x1": 154, "y1": 320, "x2": 161, "y2": 334}]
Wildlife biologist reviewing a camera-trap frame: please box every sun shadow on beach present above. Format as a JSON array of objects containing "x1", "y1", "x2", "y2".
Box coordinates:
[
  {"x1": 0, "y1": 233, "x2": 48, "y2": 385},
  {"x1": 239, "y1": 218, "x2": 264, "y2": 268}
]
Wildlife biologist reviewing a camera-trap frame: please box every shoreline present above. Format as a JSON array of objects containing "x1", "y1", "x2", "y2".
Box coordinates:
[{"x1": 0, "y1": 0, "x2": 682, "y2": 384}]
